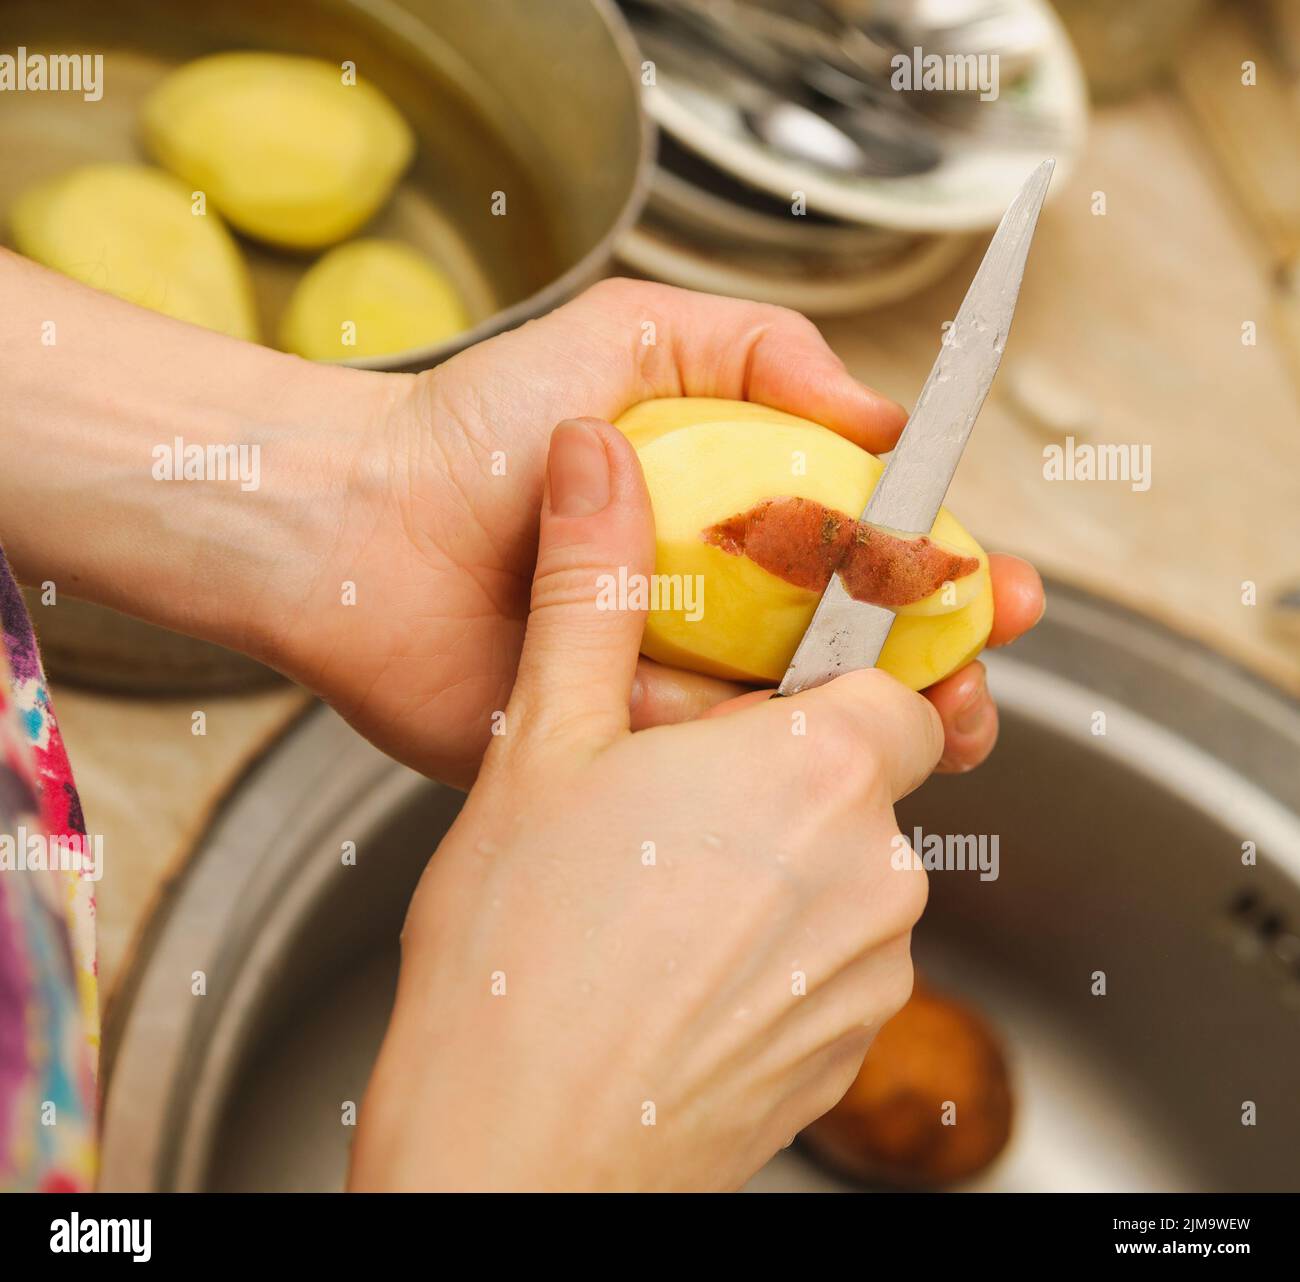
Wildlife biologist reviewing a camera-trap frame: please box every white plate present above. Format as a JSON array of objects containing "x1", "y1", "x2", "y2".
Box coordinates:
[
  {"x1": 650, "y1": 139, "x2": 914, "y2": 257},
  {"x1": 618, "y1": 216, "x2": 974, "y2": 314},
  {"x1": 641, "y1": 0, "x2": 1087, "y2": 232}
]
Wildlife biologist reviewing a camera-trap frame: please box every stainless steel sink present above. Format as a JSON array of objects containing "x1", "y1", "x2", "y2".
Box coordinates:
[{"x1": 99, "y1": 581, "x2": 1300, "y2": 1192}]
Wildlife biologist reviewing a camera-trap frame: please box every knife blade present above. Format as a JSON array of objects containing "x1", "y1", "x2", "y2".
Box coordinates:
[{"x1": 778, "y1": 159, "x2": 1054, "y2": 696}]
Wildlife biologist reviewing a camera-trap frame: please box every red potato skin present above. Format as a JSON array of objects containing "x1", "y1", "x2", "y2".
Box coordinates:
[{"x1": 703, "y1": 496, "x2": 980, "y2": 608}]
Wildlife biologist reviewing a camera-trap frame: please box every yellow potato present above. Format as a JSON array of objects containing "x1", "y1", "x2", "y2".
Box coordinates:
[
  {"x1": 616, "y1": 398, "x2": 993, "y2": 690},
  {"x1": 142, "y1": 52, "x2": 414, "y2": 250},
  {"x1": 279, "y1": 239, "x2": 469, "y2": 360},
  {"x1": 618, "y1": 395, "x2": 816, "y2": 449},
  {"x1": 11, "y1": 163, "x2": 257, "y2": 340}
]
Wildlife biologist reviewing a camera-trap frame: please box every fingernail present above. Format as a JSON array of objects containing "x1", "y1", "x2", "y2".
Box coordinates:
[
  {"x1": 954, "y1": 681, "x2": 991, "y2": 736},
  {"x1": 548, "y1": 419, "x2": 611, "y2": 517}
]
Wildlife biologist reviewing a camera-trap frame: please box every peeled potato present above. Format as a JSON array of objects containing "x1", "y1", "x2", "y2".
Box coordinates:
[
  {"x1": 142, "y1": 52, "x2": 414, "y2": 249},
  {"x1": 615, "y1": 398, "x2": 993, "y2": 691},
  {"x1": 279, "y1": 239, "x2": 469, "y2": 360},
  {"x1": 801, "y1": 978, "x2": 1014, "y2": 1187},
  {"x1": 10, "y1": 163, "x2": 257, "y2": 340}
]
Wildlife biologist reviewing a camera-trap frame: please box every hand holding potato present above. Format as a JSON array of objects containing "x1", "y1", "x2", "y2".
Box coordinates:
[
  {"x1": 258, "y1": 278, "x2": 1046, "y2": 787},
  {"x1": 350, "y1": 419, "x2": 939, "y2": 1191},
  {"x1": 0, "y1": 258, "x2": 1043, "y2": 789}
]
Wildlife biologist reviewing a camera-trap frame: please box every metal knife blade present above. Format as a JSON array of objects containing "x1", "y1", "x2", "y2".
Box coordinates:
[{"x1": 778, "y1": 159, "x2": 1054, "y2": 696}]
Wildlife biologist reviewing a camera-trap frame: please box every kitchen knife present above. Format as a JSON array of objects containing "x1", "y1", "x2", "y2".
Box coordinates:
[{"x1": 778, "y1": 158, "x2": 1054, "y2": 696}]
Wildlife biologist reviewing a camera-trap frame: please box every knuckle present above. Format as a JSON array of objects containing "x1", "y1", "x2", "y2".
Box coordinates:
[
  {"x1": 810, "y1": 1041, "x2": 870, "y2": 1120},
  {"x1": 752, "y1": 298, "x2": 817, "y2": 334},
  {"x1": 918, "y1": 694, "x2": 945, "y2": 767},
  {"x1": 850, "y1": 668, "x2": 945, "y2": 771},
  {"x1": 886, "y1": 842, "x2": 930, "y2": 928},
  {"x1": 883, "y1": 672, "x2": 944, "y2": 767},
  {"x1": 806, "y1": 698, "x2": 874, "y2": 764},
  {"x1": 501, "y1": 670, "x2": 622, "y2": 769},
  {"x1": 795, "y1": 697, "x2": 886, "y2": 805},
  {"x1": 520, "y1": 701, "x2": 617, "y2": 757},
  {"x1": 880, "y1": 949, "x2": 917, "y2": 1023},
  {"x1": 583, "y1": 275, "x2": 647, "y2": 307},
  {"x1": 530, "y1": 558, "x2": 607, "y2": 614},
  {"x1": 851, "y1": 939, "x2": 916, "y2": 1033}
]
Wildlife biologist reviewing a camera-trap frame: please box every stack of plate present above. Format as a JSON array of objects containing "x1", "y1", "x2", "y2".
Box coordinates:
[{"x1": 618, "y1": 0, "x2": 1087, "y2": 313}]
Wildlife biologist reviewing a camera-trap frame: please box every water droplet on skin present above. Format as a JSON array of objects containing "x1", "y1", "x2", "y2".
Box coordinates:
[
  {"x1": 475, "y1": 838, "x2": 498, "y2": 857},
  {"x1": 703, "y1": 832, "x2": 723, "y2": 850},
  {"x1": 733, "y1": 1006, "x2": 750, "y2": 1020},
  {"x1": 666, "y1": 957, "x2": 678, "y2": 974}
]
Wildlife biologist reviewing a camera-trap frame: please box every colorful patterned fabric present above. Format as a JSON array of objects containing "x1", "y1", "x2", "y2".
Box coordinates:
[{"x1": 0, "y1": 558, "x2": 96, "y2": 1191}]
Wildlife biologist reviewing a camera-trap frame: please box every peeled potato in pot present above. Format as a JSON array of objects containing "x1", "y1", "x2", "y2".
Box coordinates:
[
  {"x1": 142, "y1": 52, "x2": 414, "y2": 250},
  {"x1": 800, "y1": 977, "x2": 1014, "y2": 1187},
  {"x1": 11, "y1": 163, "x2": 258, "y2": 341},
  {"x1": 279, "y1": 239, "x2": 469, "y2": 360}
]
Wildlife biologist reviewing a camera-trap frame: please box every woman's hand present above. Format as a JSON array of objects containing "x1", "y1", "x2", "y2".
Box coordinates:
[
  {"x1": 350, "y1": 419, "x2": 941, "y2": 1191},
  {"x1": 260, "y1": 277, "x2": 1044, "y2": 786},
  {"x1": 0, "y1": 256, "x2": 1042, "y2": 788}
]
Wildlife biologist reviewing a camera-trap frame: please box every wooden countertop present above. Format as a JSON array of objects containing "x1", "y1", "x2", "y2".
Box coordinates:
[{"x1": 54, "y1": 86, "x2": 1300, "y2": 1010}]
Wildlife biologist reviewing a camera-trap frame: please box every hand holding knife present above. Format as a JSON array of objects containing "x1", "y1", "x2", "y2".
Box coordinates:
[{"x1": 779, "y1": 160, "x2": 1054, "y2": 696}]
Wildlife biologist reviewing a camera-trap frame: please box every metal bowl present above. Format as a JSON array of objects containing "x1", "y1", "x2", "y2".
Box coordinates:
[
  {"x1": 99, "y1": 580, "x2": 1300, "y2": 1191},
  {"x1": 0, "y1": 0, "x2": 651, "y2": 691}
]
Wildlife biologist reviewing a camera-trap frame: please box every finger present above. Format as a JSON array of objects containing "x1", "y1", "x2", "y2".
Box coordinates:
[
  {"x1": 987, "y1": 554, "x2": 1045, "y2": 648},
  {"x1": 629, "y1": 657, "x2": 749, "y2": 730},
  {"x1": 506, "y1": 418, "x2": 653, "y2": 759},
  {"x1": 926, "y1": 660, "x2": 1000, "y2": 774},
  {"x1": 767, "y1": 667, "x2": 944, "y2": 802},
  {"x1": 573, "y1": 278, "x2": 910, "y2": 453}
]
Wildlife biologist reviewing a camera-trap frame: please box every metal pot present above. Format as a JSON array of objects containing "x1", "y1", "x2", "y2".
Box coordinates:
[
  {"x1": 0, "y1": 0, "x2": 651, "y2": 369},
  {"x1": 99, "y1": 580, "x2": 1300, "y2": 1191},
  {"x1": 1, "y1": 0, "x2": 652, "y2": 690}
]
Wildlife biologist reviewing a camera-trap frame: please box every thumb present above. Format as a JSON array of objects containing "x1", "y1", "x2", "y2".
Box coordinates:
[{"x1": 507, "y1": 417, "x2": 655, "y2": 762}]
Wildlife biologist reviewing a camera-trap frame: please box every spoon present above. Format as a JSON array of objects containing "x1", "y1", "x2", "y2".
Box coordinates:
[{"x1": 627, "y1": 0, "x2": 944, "y2": 178}]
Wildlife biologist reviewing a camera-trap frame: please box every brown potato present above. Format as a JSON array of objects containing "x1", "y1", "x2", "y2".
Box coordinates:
[{"x1": 801, "y1": 977, "x2": 1014, "y2": 1187}]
